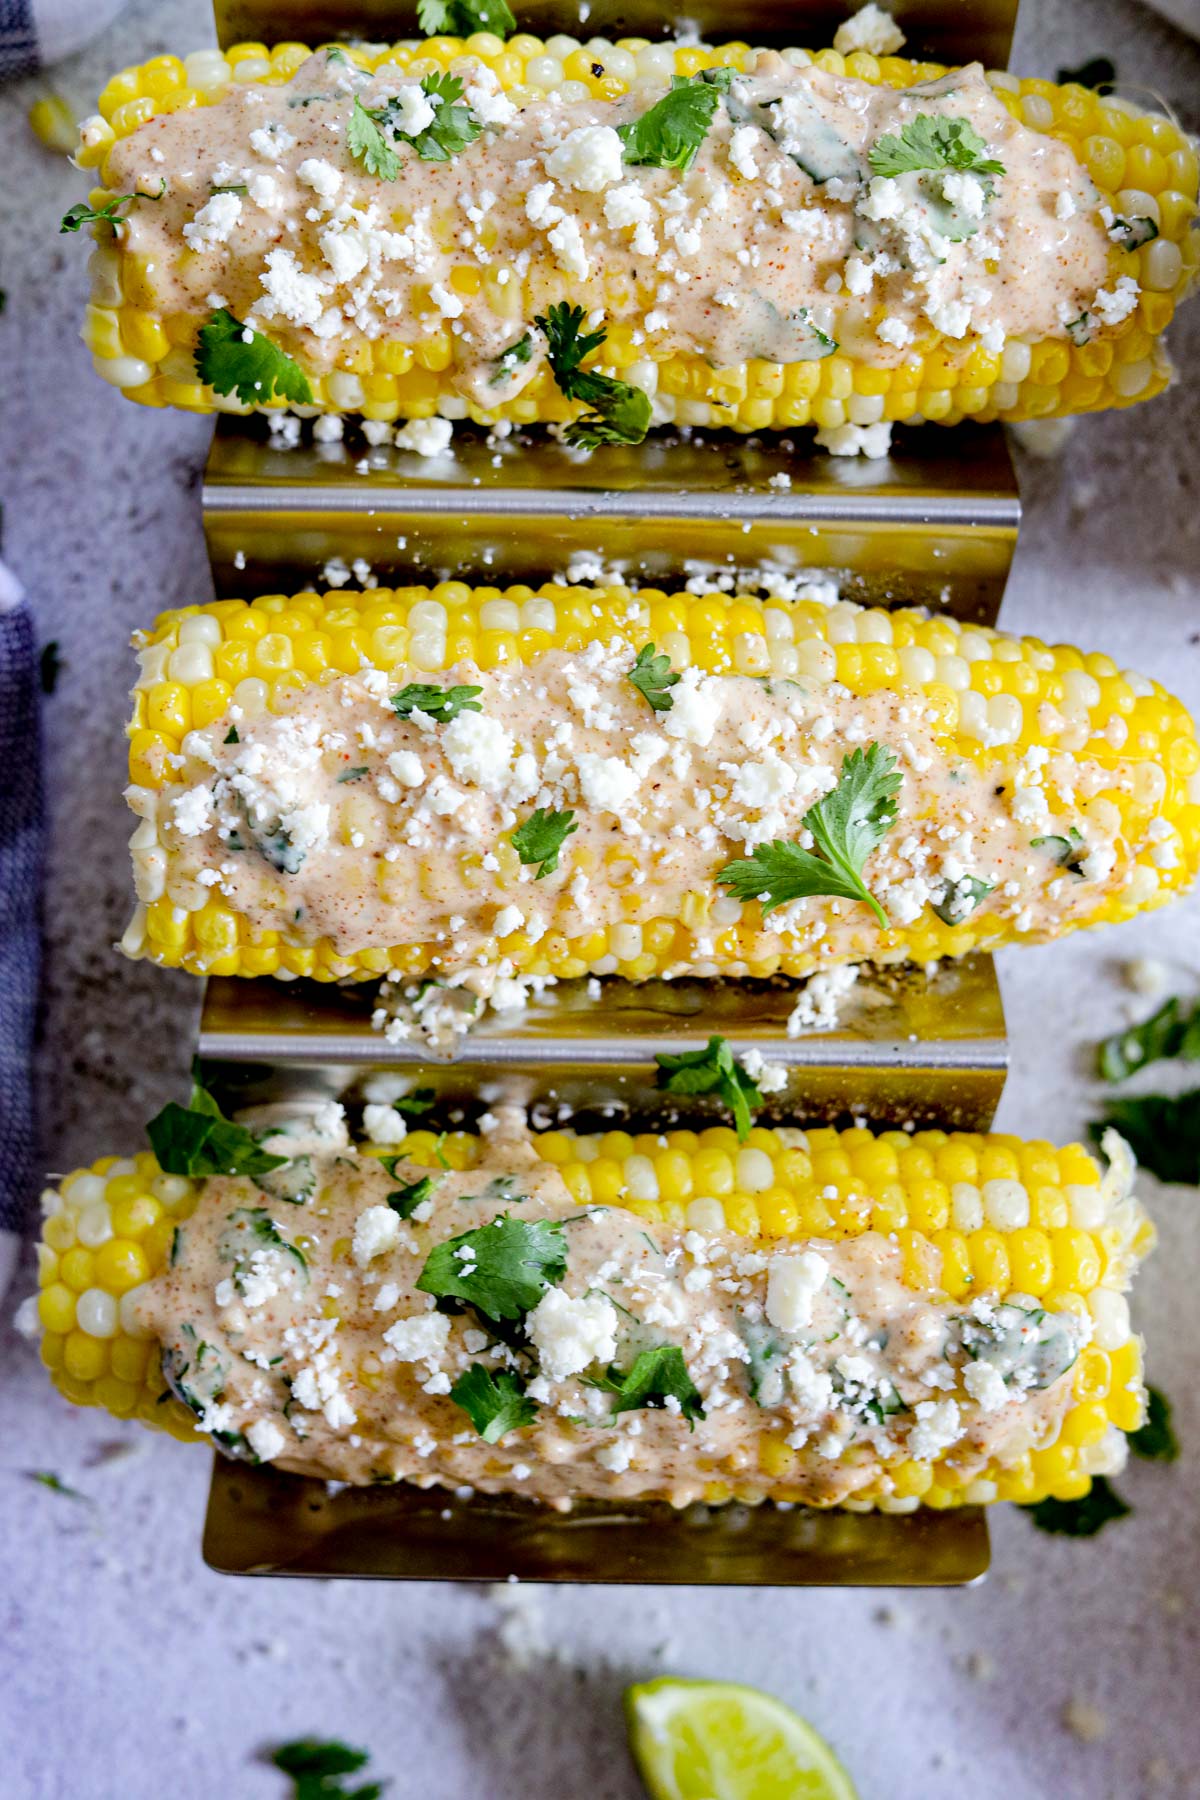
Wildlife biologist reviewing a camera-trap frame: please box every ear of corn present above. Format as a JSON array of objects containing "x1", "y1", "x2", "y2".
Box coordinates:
[
  {"x1": 25, "y1": 1122, "x2": 1151, "y2": 1512},
  {"x1": 73, "y1": 37, "x2": 1198, "y2": 428},
  {"x1": 121, "y1": 583, "x2": 1200, "y2": 984}
]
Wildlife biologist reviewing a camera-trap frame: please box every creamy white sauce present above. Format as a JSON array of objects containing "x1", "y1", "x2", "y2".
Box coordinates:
[
  {"x1": 133, "y1": 1123, "x2": 1087, "y2": 1507},
  {"x1": 105, "y1": 49, "x2": 1115, "y2": 403}
]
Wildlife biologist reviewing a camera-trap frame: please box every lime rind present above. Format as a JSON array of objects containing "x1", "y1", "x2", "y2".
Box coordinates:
[{"x1": 625, "y1": 1677, "x2": 858, "y2": 1800}]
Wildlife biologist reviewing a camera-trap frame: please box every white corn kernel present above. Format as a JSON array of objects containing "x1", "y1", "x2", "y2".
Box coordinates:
[
  {"x1": 735, "y1": 1148, "x2": 774, "y2": 1193},
  {"x1": 624, "y1": 1155, "x2": 659, "y2": 1201},
  {"x1": 77, "y1": 1288, "x2": 119, "y2": 1339},
  {"x1": 982, "y1": 1178, "x2": 1030, "y2": 1230},
  {"x1": 686, "y1": 1196, "x2": 727, "y2": 1233}
]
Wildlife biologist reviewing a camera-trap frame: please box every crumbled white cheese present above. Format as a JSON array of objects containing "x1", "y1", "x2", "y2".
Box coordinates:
[
  {"x1": 394, "y1": 416, "x2": 454, "y2": 457},
  {"x1": 546, "y1": 124, "x2": 625, "y2": 192},
  {"x1": 765, "y1": 1250, "x2": 829, "y2": 1334},
  {"x1": 833, "y1": 3, "x2": 906, "y2": 55},
  {"x1": 963, "y1": 1361, "x2": 1009, "y2": 1413},
  {"x1": 297, "y1": 157, "x2": 342, "y2": 202},
  {"x1": 814, "y1": 421, "x2": 893, "y2": 459},
  {"x1": 246, "y1": 1418, "x2": 286, "y2": 1462},
  {"x1": 362, "y1": 1104, "x2": 409, "y2": 1146},
  {"x1": 381, "y1": 1311, "x2": 452, "y2": 1363},
  {"x1": 352, "y1": 1205, "x2": 402, "y2": 1268},
  {"x1": 526, "y1": 1287, "x2": 619, "y2": 1381},
  {"x1": 182, "y1": 190, "x2": 242, "y2": 251}
]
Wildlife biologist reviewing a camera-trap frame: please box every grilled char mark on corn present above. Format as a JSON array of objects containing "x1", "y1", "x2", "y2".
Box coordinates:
[
  {"x1": 27, "y1": 1119, "x2": 1151, "y2": 1512},
  {"x1": 75, "y1": 37, "x2": 1197, "y2": 427},
  {"x1": 122, "y1": 585, "x2": 1200, "y2": 983}
]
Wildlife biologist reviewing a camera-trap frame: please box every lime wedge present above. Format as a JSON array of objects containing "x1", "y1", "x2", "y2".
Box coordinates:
[{"x1": 625, "y1": 1678, "x2": 858, "y2": 1800}]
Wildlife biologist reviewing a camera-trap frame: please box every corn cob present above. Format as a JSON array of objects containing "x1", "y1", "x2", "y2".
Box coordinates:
[
  {"x1": 23, "y1": 1118, "x2": 1151, "y2": 1512},
  {"x1": 121, "y1": 584, "x2": 1200, "y2": 985},
  {"x1": 71, "y1": 35, "x2": 1198, "y2": 432}
]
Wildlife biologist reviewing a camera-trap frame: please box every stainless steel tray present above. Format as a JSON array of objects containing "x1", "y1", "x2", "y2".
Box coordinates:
[
  {"x1": 214, "y1": 0, "x2": 1018, "y2": 71},
  {"x1": 198, "y1": 956, "x2": 1007, "y2": 1129},
  {"x1": 204, "y1": 420, "x2": 1019, "y2": 623},
  {"x1": 203, "y1": 1456, "x2": 989, "y2": 1585}
]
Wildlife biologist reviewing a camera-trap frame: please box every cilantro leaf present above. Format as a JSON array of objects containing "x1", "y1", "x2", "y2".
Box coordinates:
[
  {"x1": 60, "y1": 184, "x2": 164, "y2": 236},
  {"x1": 194, "y1": 308, "x2": 313, "y2": 407},
  {"x1": 28, "y1": 1471, "x2": 89, "y2": 1501},
  {"x1": 385, "y1": 1175, "x2": 438, "y2": 1219},
  {"x1": 492, "y1": 332, "x2": 532, "y2": 383},
  {"x1": 1129, "y1": 1385, "x2": 1179, "y2": 1463},
  {"x1": 617, "y1": 74, "x2": 722, "y2": 173},
  {"x1": 416, "y1": 1214, "x2": 567, "y2": 1320},
  {"x1": 1109, "y1": 214, "x2": 1158, "y2": 249},
  {"x1": 418, "y1": 0, "x2": 517, "y2": 38},
  {"x1": 717, "y1": 743, "x2": 901, "y2": 927},
  {"x1": 450, "y1": 1363, "x2": 538, "y2": 1441},
  {"x1": 228, "y1": 1207, "x2": 308, "y2": 1279},
  {"x1": 394, "y1": 1087, "x2": 436, "y2": 1118},
  {"x1": 147, "y1": 1077, "x2": 288, "y2": 1179},
  {"x1": 1098, "y1": 997, "x2": 1200, "y2": 1083},
  {"x1": 533, "y1": 302, "x2": 651, "y2": 450},
  {"x1": 270, "y1": 1738, "x2": 384, "y2": 1800},
  {"x1": 590, "y1": 1346, "x2": 705, "y2": 1427},
  {"x1": 1090, "y1": 1093, "x2": 1200, "y2": 1186},
  {"x1": 869, "y1": 114, "x2": 1005, "y2": 180},
  {"x1": 1031, "y1": 828, "x2": 1087, "y2": 876},
  {"x1": 390, "y1": 682, "x2": 482, "y2": 722},
  {"x1": 1021, "y1": 1476, "x2": 1131, "y2": 1537},
  {"x1": 363, "y1": 74, "x2": 482, "y2": 168},
  {"x1": 932, "y1": 875, "x2": 994, "y2": 927},
  {"x1": 655, "y1": 1035, "x2": 762, "y2": 1142},
  {"x1": 627, "y1": 644, "x2": 680, "y2": 713},
  {"x1": 511, "y1": 807, "x2": 577, "y2": 878},
  {"x1": 347, "y1": 97, "x2": 400, "y2": 179}
]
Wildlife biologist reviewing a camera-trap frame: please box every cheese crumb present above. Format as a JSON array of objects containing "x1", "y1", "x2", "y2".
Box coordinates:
[
  {"x1": 352, "y1": 1205, "x2": 402, "y2": 1268},
  {"x1": 526, "y1": 1288, "x2": 618, "y2": 1381},
  {"x1": 833, "y1": 4, "x2": 906, "y2": 55},
  {"x1": 546, "y1": 124, "x2": 625, "y2": 192}
]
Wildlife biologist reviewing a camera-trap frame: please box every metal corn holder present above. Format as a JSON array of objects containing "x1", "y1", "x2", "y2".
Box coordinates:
[{"x1": 197, "y1": 0, "x2": 1024, "y2": 1586}]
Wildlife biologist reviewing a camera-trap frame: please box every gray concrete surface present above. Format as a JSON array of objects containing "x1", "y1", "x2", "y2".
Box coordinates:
[{"x1": 0, "y1": 2, "x2": 1198, "y2": 1796}]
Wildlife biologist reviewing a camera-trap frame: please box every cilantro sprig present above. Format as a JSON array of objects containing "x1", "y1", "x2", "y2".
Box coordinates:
[
  {"x1": 1130, "y1": 1384, "x2": 1179, "y2": 1463},
  {"x1": 270, "y1": 1738, "x2": 384, "y2": 1800},
  {"x1": 588, "y1": 1346, "x2": 705, "y2": 1427},
  {"x1": 450, "y1": 1363, "x2": 538, "y2": 1441},
  {"x1": 511, "y1": 808, "x2": 577, "y2": 878},
  {"x1": 416, "y1": 1214, "x2": 567, "y2": 1321},
  {"x1": 1021, "y1": 1475, "x2": 1131, "y2": 1537},
  {"x1": 60, "y1": 185, "x2": 164, "y2": 236},
  {"x1": 932, "y1": 874, "x2": 994, "y2": 927},
  {"x1": 533, "y1": 302, "x2": 651, "y2": 450},
  {"x1": 418, "y1": 0, "x2": 517, "y2": 37},
  {"x1": 717, "y1": 744, "x2": 901, "y2": 927},
  {"x1": 384, "y1": 1174, "x2": 439, "y2": 1219},
  {"x1": 228, "y1": 1207, "x2": 308, "y2": 1279},
  {"x1": 655, "y1": 1035, "x2": 763, "y2": 1142},
  {"x1": 617, "y1": 73, "x2": 725, "y2": 173},
  {"x1": 147, "y1": 1075, "x2": 288, "y2": 1180},
  {"x1": 492, "y1": 332, "x2": 532, "y2": 383},
  {"x1": 627, "y1": 644, "x2": 679, "y2": 713},
  {"x1": 349, "y1": 73, "x2": 480, "y2": 175},
  {"x1": 1090, "y1": 1092, "x2": 1200, "y2": 1186},
  {"x1": 1098, "y1": 996, "x2": 1200, "y2": 1083},
  {"x1": 195, "y1": 308, "x2": 313, "y2": 407},
  {"x1": 29, "y1": 1471, "x2": 90, "y2": 1502},
  {"x1": 869, "y1": 114, "x2": 1005, "y2": 181},
  {"x1": 391, "y1": 682, "x2": 482, "y2": 722}
]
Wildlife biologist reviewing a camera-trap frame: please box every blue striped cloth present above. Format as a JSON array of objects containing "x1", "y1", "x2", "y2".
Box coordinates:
[{"x1": 0, "y1": 565, "x2": 43, "y2": 1301}]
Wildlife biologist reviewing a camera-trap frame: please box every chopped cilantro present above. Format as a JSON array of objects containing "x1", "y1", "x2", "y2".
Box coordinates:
[
  {"x1": 627, "y1": 644, "x2": 680, "y2": 713},
  {"x1": 655, "y1": 1035, "x2": 762, "y2": 1142},
  {"x1": 59, "y1": 184, "x2": 164, "y2": 236},
  {"x1": 147, "y1": 1074, "x2": 289, "y2": 1180},
  {"x1": 717, "y1": 743, "x2": 901, "y2": 927},
  {"x1": 28, "y1": 1470, "x2": 89, "y2": 1501},
  {"x1": 589, "y1": 1345, "x2": 705, "y2": 1427},
  {"x1": 194, "y1": 308, "x2": 313, "y2": 407},
  {"x1": 39, "y1": 641, "x2": 62, "y2": 695},
  {"x1": 390, "y1": 681, "x2": 482, "y2": 723},
  {"x1": 384, "y1": 1175, "x2": 438, "y2": 1219},
  {"x1": 1129, "y1": 1385, "x2": 1179, "y2": 1463},
  {"x1": 336, "y1": 765, "x2": 368, "y2": 784},
  {"x1": 492, "y1": 332, "x2": 532, "y2": 383},
  {"x1": 1109, "y1": 214, "x2": 1158, "y2": 249},
  {"x1": 228, "y1": 1207, "x2": 308, "y2": 1279},
  {"x1": 416, "y1": 1214, "x2": 567, "y2": 1321},
  {"x1": 932, "y1": 875, "x2": 994, "y2": 927},
  {"x1": 1031, "y1": 827, "x2": 1087, "y2": 876},
  {"x1": 1090, "y1": 1092, "x2": 1200, "y2": 1186},
  {"x1": 1098, "y1": 996, "x2": 1200, "y2": 1082},
  {"x1": 617, "y1": 73, "x2": 723, "y2": 173},
  {"x1": 450, "y1": 1363, "x2": 538, "y2": 1441},
  {"x1": 511, "y1": 807, "x2": 577, "y2": 878},
  {"x1": 1021, "y1": 1475, "x2": 1131, "y2": 1537},
  {"x1": 533, "y1": 302, "x2": 651, "y2": 450},
  {"x1": 351, "y1": 73, "x2": 481, "y2": 173},
  {"x1": 269, "y1": 1737, "x2": 384, "y2": 1800},
  {"x1": 418, "y1": 0, "x2": 517, "y2": 38},
  {"x1": 223, "y1": 725, "x2": 240, "y2": 744},
  {"x1": 869, "y1": 114, "x2": 1005, "y2": 181},
  {"x1": 394, "y1": 1087, "x2": 436, "y2": 1118}
]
